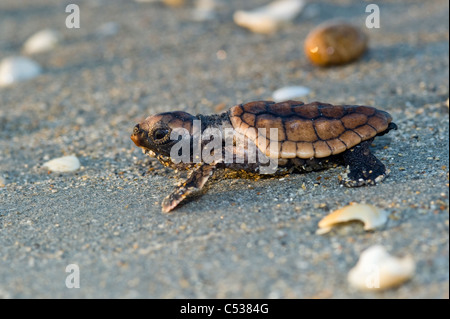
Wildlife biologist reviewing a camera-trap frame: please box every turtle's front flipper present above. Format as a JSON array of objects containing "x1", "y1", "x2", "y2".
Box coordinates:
[
  {"x1": 341, "y1": 139, "x2": 389, "y2": 187},
  {"x1": 162, "y1": 163, "x2": 217, "y2": 213}
]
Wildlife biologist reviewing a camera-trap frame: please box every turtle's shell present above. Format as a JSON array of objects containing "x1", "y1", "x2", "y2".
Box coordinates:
[{"x1": 229, "y1": 100, "x2": 393, "y2": 159}]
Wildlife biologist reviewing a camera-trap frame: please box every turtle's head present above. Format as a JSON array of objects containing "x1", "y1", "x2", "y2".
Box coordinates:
[{"x1": 131, "y1": 111, "x2": 197, "y2": 158}]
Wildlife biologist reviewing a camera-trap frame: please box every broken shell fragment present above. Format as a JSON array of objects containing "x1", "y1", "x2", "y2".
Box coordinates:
[
  {"x1": 233, "y1": 0, "x2": 305, "y2": 34},
  {"x1": 43, "y1": 155, "x2": 80, "y2": 172},
  {"x1": 316, "y1": 203, "x2": 388, "y2": 235},
  {"x1": 0, "y1": 176, "x2": 5, "y2": 187},
  {"x1": 348, "y1": 245, "x2": 415, "y2": 291}
]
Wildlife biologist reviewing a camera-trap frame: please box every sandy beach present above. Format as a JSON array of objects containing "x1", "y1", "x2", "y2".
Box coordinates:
[{"x1": 0, "y1": 0, "x2": 448, "y2": 298}]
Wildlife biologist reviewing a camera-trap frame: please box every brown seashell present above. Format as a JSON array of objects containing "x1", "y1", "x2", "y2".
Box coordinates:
[{"x1": 304, "y1": 21, "x2": 368, "y2": 67}]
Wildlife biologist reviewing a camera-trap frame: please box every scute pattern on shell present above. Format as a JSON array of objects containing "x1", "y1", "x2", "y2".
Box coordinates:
[{"x1": 229, "y1": 100, "x2": 393, "y2": 159}]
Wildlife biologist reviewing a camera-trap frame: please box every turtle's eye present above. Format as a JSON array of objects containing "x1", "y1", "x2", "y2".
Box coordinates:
[{"x1": 152, "y1": 128, "x2": 171, "y2": 144}]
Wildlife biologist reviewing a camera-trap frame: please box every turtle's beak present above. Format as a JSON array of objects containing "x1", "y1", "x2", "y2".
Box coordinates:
[
  {"x1": 131, "y1": 124, "x2": 149, "y2": 148},
  {"x1": 131, "y1": 124, "x2": 157, "y2": 158},
  {"x1": 130, "y1": 134, "x2": 139, "y2": 147}
]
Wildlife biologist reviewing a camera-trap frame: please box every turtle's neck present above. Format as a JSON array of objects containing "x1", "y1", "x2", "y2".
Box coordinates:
[{"x1": 195, "y1": 111, "x2": 232, "y2": 132}]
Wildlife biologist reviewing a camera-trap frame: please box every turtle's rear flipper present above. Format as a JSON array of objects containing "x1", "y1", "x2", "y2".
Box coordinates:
[
  {"x1": 340, "y1": 139, "x2": 389, "y2": 187},
  {"x1": 162, "y1": 163, "x2": 217, "y2": 213}
]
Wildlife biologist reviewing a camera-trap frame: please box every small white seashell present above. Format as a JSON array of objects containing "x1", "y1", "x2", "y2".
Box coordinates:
[
  {"x1": 272, "y1": 86, "x2": 310, "y2": 102},
  {"x1": 316, "y1": 203, "x2": 388, "y2": 235},
  {"x1": 0, "y1": 56, "x2": 42, "y2": 87},
  {"x1": 348, "y1": 245, "x2": 415, "y2": 291},
  {"x1": 22, "y1": 29, "x2": 61, "y2": 55},
  {"x1": 234, "y1": 0, "x2": 305, "y2": 34},
  {"x1": 43, "y1": 155, "x2": 81, "y2": 172}
]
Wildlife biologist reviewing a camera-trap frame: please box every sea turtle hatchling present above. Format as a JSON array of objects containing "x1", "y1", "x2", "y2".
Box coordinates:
[{"x1": 131, "y1": 100, "x2": 397, "y2": 212}]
